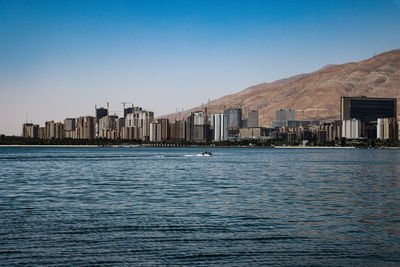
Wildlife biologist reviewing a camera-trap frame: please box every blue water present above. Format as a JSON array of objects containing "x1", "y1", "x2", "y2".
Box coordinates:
[{"x1": 0, "y1": 147, "x2": 399, "y2": 265}]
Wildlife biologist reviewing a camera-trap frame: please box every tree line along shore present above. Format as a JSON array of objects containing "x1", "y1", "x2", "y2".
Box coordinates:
[{"x1": 1, "y1": 135, "x2": 399, "y2": 148}]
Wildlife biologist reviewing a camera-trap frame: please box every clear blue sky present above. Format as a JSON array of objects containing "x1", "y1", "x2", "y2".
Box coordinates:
[{"x1": 1, "y1": 0, "x2": 400, "y2": 135}]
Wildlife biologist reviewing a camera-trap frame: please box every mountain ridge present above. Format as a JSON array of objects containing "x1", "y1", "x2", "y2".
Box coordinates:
[{"x1": 161, "y1": 49, "x2": 400, "y2": 126}]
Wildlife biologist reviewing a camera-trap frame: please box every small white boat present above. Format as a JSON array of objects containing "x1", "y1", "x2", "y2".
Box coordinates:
[{"x1": 202, "y1": 151, "x2": 212, "y2": 156}]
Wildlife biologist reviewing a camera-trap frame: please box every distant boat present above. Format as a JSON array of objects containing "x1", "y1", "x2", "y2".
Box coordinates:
[{"x1": 202, "y1": 151, "x2": 212, "y2": 156}]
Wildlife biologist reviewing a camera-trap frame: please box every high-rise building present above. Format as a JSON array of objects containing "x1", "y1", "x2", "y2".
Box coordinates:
[
  {"x1": 272, "y1": 109, "x2": 320, "y2": 128},
  {"x1": 64, "y1": 118, "x2": 75, "y2": 131},
  {"x1": 99, "y1": 115, "x2": 117, "y2": 130},
  {"x1": 124, "y1": 108, "x2": 154, "y2": 141},
  {"x1": 239, "y1": 127, "x2": 269, "y2": 139},
  {"x1": 156, "y1": 122, "x2": 162, "y2": 142},
  {"x1": 224, "y1": 108, "x2": 242, "y2": 129},
  {"x1": 340, "y1": 96, "x2": 397, "y2": 122},
  {"x1": 319, "y1": 120, "x2": 342, "y2": 141},
  {"x1": 275, "y1": 109, "x2": 295, "y2": 121},
  {"x1": 38, "y1": 127, "x2": 46, "y2": 139},
  {"x1": 193, "y1": 111, "x2": 208, "y2": 141},
  {"x1": 99, "y1": 115, "x2": 118, "y2": 139},
  {"x1": 124, "y1": 106, "x2": 142, "y2": 118},
  {"x1": 194, "y1": 112, "x2": 206, "y2": 126},
  {"x1": 160, "y1": 118, "x2": 169, "y2": 141},
  {"x1": 247, "y1": 110, "x2": 258, "y2": 127},
  {"x1": 149, "y1": 121, "x2": 158, "y2": 142},
  {"x1": 340, "y1": 96, "x2": 397, "y2": 139},
  {"x1": 46, "y1": 121, "x2": 60, "y2": 139},
  {"x1": 45, "y1": 121, "x2": 55, "y2": 139},
  {"x1": 75, "y1": 116, "x2": 95, "y2": 139},
  {"x1": 95, "y1": 107, "x2": 108, "y2": 123},
  {"x1": 212, "y1": 114, "x2": 228, "y2": 141},
  {"x1": 242, "y1": 118, "x2": 248, "y2": 128},
  {"x1": 377, "y1": 118, "x2": 398, "y2": 140},
  {"x1": 22, "y1": 123, "x2": 39, "y2": 138},
  {"x1": 116, "y1": 118, "x2": 125, "y2": 139},
  {"x1": 171, "y1": 119, "x2": 185, "y2": 141},
  {"x1": 185, "y1": 112, "x2": 209, "y2": 142},
  {"x1": 149, "y1": 119, "x2": 167, "y2": 142},
  {"x1": 124, "y1": 107, "x2": 133, "y2": 118},
  {"x1": 95, "y1": 106, "x2": 108, "y2": 137},
  {"x1": 64, "y1": 118, "x2": 75, "y2": 138},
  {"x1": 44, "y1": 121, "x2": 64, "y2": 139},
  {"x1": 185, "y1": 113, "x2": 194, "y2": 142},
  {"x1": 169, "y1": 121, "x2": 176, "y2": 141},
  {"x1": 224, "y1": 108, "x2": 242, "y2": 137},
  {"x1": 272, "y1": 109, "x2": 296, "y2": 128},
  {"x1": 140, "y1": 111, "x2": 154, "y2": 141},
  {"x1": 122, "y1": 126, "x2": 140, "y2": 140},
  {"x1": 55, "y1": 122, "x2": 64, "y2": 139},
  {"x1": 342, "y1": 119, "x2": 361, "y2": 139}
]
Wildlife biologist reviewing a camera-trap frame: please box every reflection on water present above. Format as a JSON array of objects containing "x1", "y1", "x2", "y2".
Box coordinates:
[{"x1": 0, "y1": 147, "x2": 399, "y2": 265}]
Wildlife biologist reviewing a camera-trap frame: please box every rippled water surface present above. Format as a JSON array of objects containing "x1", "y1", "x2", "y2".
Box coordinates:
[{"x1": 0, "y1": 147, "x2": 399, "y2": 265}]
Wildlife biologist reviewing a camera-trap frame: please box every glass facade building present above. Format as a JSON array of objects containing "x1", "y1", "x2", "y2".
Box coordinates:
[
  {"x1": 340, "y1": 96, "x2": 397, "y2": 123},
  {"x1": 224, "y1": 108, "x2": 242, "y2": 137},
  {"x1": 96, "y1": 107, "x2": 108, "y2": 123}
]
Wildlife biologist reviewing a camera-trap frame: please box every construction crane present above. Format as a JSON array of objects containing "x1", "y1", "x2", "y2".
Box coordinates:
[{"x1": 121, "y1": 102, "x2": 134, "y2": 109}]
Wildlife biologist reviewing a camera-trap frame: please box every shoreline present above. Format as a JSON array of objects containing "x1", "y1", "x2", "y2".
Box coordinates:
[
  {"x1": 1, "y1": 144, "x2": 399, "y2": 149},
  {"x1": 273, "y1": 146, "x2": 356, "y2": 149},
  {"x1": 0, "y1": 145, "x2": 98, "y2": 147}
]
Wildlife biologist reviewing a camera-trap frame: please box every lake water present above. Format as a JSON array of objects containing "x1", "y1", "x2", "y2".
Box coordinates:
[{"x1": 0, "y1": 147, "x2": 399, "y2": 265}]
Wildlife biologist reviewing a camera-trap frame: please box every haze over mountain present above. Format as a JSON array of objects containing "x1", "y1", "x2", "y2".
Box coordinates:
[{"x1": 161, "y1": 49, "x2": 400, "y2": 126}]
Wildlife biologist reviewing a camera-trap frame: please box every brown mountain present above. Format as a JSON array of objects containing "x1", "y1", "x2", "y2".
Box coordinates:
[{"x1": 161, "y1": 49, "x2": 400, "y2": 126}]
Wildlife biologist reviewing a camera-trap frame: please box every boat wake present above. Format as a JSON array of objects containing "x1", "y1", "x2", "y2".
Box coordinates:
[{"x1": 184, "y1": 154, "x2": 211, "y2": 157}]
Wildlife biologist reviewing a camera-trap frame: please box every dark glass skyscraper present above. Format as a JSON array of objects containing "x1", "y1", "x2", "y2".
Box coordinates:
[
  {"x1": 224, "y1": 108, "x2": 242, "y2": 129},
  {"x1": 224, "y1": 108, "x2": 242, "y2": 137},
  {"x1": 340, "y1": 96, "x2": 397, "y2": 123},
  {"x1": 96, "y1": 107, "x2": 108, "y2": 123}
]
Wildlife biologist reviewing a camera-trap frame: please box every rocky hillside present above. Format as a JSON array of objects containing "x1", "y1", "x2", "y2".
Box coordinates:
[{"x1": 161, "y1": 49, "x2": 400, "y2": 126}]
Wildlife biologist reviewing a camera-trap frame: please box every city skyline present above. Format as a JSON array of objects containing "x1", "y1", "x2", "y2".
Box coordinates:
[
  {"x1": 19, "y1": 95, "x2": 399, "y2": 144},
  {"x1": 1, "y1": 0, "x2": 400, "y2": 135}
]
